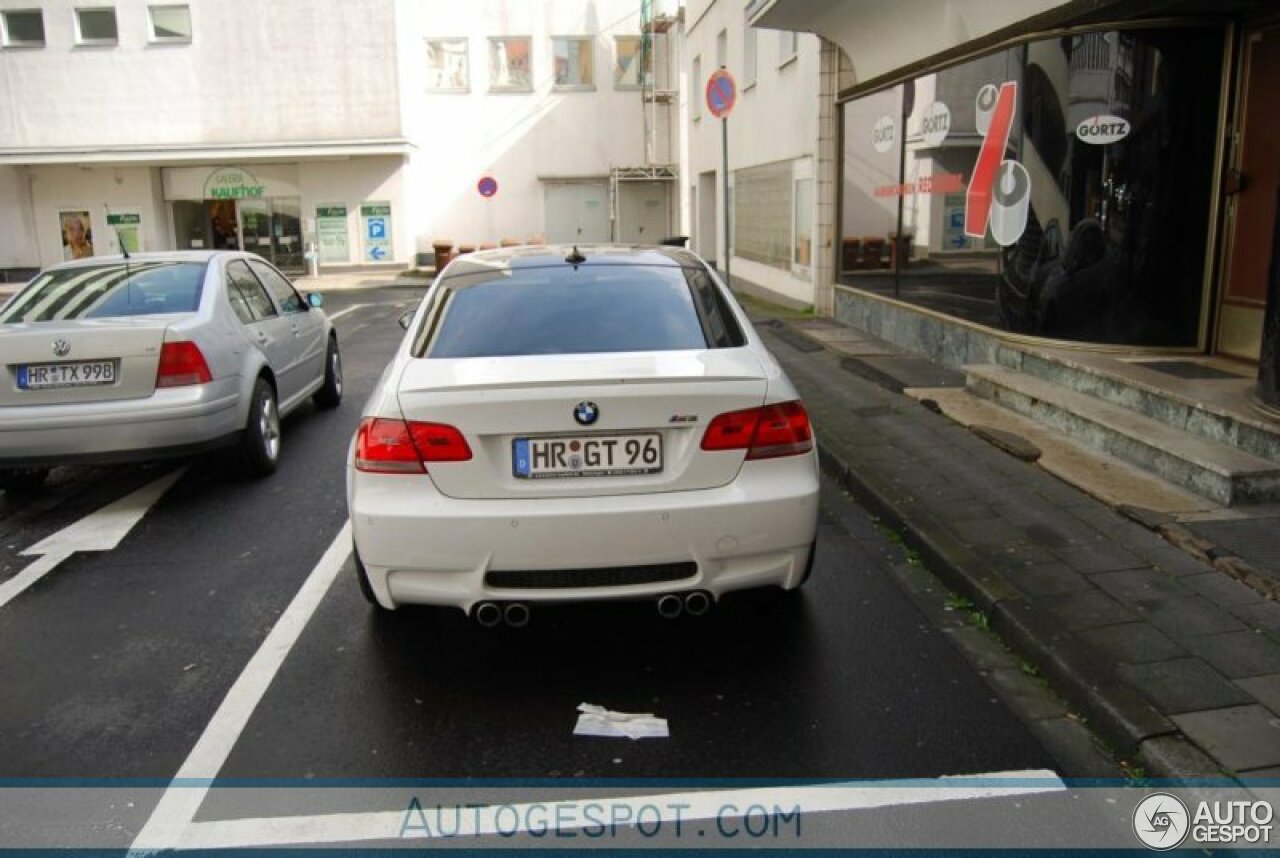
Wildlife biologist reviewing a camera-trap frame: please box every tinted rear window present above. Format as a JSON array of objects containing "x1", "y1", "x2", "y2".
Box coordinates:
[
  {"x1": 419, "y1": 265, "x2": 728, "y2": 358},
  {"x1": 0, "y1": 262, "x2": 206, "y2": 324}
]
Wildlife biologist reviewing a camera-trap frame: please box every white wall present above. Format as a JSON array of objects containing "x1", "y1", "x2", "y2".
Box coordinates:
[
  {"x1": 683, "y1": 0, "x2": 822, "y2": 305},
  {"x1": 0, "y1": 167, "x2": 39, "y2": 269},
  {"x1": 0, "y1": 0, "x2": 401, "y2": 149},
  {"x1": 27, "y1": 165, "x2": 167, "y2": 268},
  {"x1": 395, "y1": 0, "x2": 671, "y2": 251}
]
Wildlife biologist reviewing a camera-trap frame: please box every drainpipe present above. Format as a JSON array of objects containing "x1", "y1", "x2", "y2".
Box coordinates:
[{"x1": 1255, "y1": 183, "x2": 1280, "y2": 411}]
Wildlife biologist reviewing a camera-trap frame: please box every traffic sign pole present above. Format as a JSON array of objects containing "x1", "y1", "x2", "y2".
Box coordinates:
[{"x1": 706, "y1": 67, "x2": 737, "y2": 289}]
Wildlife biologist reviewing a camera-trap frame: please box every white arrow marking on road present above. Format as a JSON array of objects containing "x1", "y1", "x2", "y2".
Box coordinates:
[{"x1": 0, "y1": 467, "x2": 186, "y2": 610}]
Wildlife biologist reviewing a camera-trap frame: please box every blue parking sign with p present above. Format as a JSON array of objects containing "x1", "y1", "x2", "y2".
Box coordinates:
[{"x1": 367, "y1": 218, "x2": 386, "y2": 239}]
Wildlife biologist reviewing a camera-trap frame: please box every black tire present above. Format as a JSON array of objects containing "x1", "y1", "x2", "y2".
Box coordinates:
[
  {"x1": 239, "y1": 378, "x2": 280, "y2": 477},
  {"x1": 353, "y1": 549, "x2": 390, "y2": 611},
  {"x1": 0, "y1": 467, "x2": 50, "y2": 494},
  {"x1": 313, "y1": 336, "x2": 343, "y2": 409}
]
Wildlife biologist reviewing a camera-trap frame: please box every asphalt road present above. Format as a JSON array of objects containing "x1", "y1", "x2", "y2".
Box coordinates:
[{"x1": 0, "y1": 288, "x2": 1138, "y2": 850}]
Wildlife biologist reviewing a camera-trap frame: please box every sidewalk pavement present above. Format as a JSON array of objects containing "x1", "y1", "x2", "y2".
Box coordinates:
[{"x1": 747, "y1": 302, "x2": 1280, "y2": 783}]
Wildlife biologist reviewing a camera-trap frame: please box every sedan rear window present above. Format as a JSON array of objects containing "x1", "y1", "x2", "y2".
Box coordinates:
[
  {"x1": 0, "y1": 262, "x2": 207, "y2": 324},
  {"x1": 418, "y1": 265, "x2": 741, "y2": 358}
]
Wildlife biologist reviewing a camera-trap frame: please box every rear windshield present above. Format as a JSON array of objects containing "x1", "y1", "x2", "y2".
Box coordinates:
[
  {"x1": 417, "y1": 264, "x2": 744, "y2": 358},
  {"x1": 0, "y1": 261, "x2": 207, "y2": 324}
]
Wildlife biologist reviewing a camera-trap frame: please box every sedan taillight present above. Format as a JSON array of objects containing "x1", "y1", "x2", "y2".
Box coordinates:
[
  {"x1": 156, "y1": 341, "x2": 212, "y2": 388},
  {"x1": 701, "y1": 401, "x2": 813, "y2": 460},
  {"x1": 355, "y1": 417, "x2": 472, "y2": 474}
]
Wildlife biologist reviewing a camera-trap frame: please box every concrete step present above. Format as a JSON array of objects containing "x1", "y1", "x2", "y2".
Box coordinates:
[
  {"x1": 995, "y1": 344, "x2": 1280, "y2": 465},
  {"x1": 967, "y1": 364, "x2": 1280, "y2": 506}
]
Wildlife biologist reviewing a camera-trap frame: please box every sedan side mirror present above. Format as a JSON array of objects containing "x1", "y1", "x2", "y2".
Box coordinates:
[
  {"x1": 398, "y1": 310, "x2": 414, "y2": 331},
  {"x1": 306, "y1": 292, "x2": 324, "y2": 309}
]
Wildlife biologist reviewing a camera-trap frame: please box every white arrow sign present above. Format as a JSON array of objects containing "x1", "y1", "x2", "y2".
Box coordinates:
[{"x1": 0, "y1": 467, "x2": 186, "y2": 609}]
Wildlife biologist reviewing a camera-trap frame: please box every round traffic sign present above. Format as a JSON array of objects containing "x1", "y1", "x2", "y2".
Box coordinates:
[
  {"x1": 706, "y1": 69, "x2": 737, "y2": 119},
  {"x1": 477, "y1": 176, "x2": 498, "y2": 198}
]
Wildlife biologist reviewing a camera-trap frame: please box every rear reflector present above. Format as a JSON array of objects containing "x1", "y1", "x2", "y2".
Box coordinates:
[
  {"x1": 355, "y1": 417, "x2": 472, "y2": 474},
  {"x1": 156, "y1": 341, "x2": 212, "y2": 388},
  {"x1": 701, "y1": 401, "x2": 813, "y2": 460}
]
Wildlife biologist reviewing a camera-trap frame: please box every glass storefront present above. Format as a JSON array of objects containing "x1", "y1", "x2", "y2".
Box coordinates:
[
  {"x1": 839, "y1": 26, "x2": 1224, "y2": 347},
  {"x1": 171, "y1": 197, "x2": 304, "y2": 272}
]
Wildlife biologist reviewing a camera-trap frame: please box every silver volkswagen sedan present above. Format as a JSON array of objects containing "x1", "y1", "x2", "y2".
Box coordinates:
[{"x1": 0, "y1": 251, "x2": 342, "y2": 491}]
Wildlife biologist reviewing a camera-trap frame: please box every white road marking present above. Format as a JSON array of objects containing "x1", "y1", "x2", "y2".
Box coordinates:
[
  {"x1": 170, "y1": 770, "x2": 1065, "y2": 849},
  {"x1": 129, "y1": 522, "x2": 353, "y2": 854},
  {"x1": 326, "y1": 304, "x2": 369, "y2": 322},
  {"x1": 0, "y1": 467, "x2": 186, "y2": 609}
]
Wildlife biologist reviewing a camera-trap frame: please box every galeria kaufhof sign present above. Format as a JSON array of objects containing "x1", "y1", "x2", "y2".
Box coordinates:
[{"x1": 203, "y1": 167, "x2": 267, "y2": 200}]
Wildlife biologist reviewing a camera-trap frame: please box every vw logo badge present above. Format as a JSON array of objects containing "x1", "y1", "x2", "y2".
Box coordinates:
[
  {"x1": 573, "y1": 401, "x2": 599, "y2": 426},
  {"x1": 52, "y1": 339, "x2": 71, "y2": 357}
]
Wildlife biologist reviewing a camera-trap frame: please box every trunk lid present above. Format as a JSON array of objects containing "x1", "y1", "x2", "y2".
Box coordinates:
[
  {"x1": 395, "y1": 349, "x2": 768, "y2": 499},
  {"x1": 0, "y1": 318, "x2": 172, "y2": 406}
]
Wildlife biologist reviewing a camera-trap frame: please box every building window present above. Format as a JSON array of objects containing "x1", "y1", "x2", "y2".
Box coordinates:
[
  {"x1": 426, "y1": 38, "x2": 469, "y2": 91},
  {"x1": 716, "y1": 28, "x2": 727, "y2": 68},
  {"x1": 553, "y1": 36, "x2": 594, "y2": 90},
  {"x1": 148, "y1": 5, "x2": 190, "y2": 42},
  {"x1": 691, "y1": 54, "x2": 701, "y2": 120},
  {"x1": 75, "y1": 7, "x2": 118, "y2": 45},
  {"x1": 778, "y1": 30, "x2": 797, "y2": 66},
  {"x1": 1, "y1": 9, "x2": 44, "y2": 47},
  {"x1": 743, "y1": 12, "x2": 757, "y2": 86},
  {"x1": 489, "y1": 37, "x2": 532, "y2": 91},
  {"x1": 614, "y1": 35, "x2": 651, "y2": 90}
]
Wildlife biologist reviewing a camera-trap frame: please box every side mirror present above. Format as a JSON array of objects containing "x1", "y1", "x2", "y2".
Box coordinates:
[
  {"x1": 306, "y1": 292, "x2": 324, "y2": 309},
  {"x1": 398, "y1": 310, "x2": 414, "y2": 331}
]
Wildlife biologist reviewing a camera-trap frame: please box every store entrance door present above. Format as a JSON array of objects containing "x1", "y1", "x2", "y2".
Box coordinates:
[{"x1": 1218, "y1": 23, "x2": 1280, "y2": 360}]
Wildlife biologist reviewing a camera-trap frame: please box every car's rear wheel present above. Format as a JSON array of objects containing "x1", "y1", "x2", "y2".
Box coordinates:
[
  {"x1": 0, "y1": 467, "x2": 50, "y2": 494},
  {"x1": 240, "y1": 378, "x2": 280, "y2": 477},
  {"x1": 313, "y1": 336, "x2": 343, "y2": 409}
]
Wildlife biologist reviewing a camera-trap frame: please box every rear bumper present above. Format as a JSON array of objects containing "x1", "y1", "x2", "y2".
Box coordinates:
[
  {"x1": 0, "y1": 380, "x2": 242, "y2": 466},
  {"x1": 348, "y1": 454, "x2": 820, "y2": 611}
]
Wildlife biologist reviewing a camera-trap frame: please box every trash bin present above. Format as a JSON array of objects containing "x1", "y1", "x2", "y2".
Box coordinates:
[
  {"x1": 304, "y1": 243, "x2": 319, "y2": 278},
  {"x1": 431, "y1": 240, "x2": 454, "y2": 272}
]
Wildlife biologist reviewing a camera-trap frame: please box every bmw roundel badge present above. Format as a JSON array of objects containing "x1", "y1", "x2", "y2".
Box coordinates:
[{"x1": 573, "y1": 401, "x2": 599, "y2": 426}]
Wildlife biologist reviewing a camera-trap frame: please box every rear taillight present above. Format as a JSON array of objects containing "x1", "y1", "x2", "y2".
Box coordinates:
[
  {"x1": 156, "y1": 341, "x2": 212, "y2": 388},
  {"x1": 354, "y1": 417, "x2": 472, "y2": 474},
  {"x1": 701, "y1": 401, "x2": 813, "y2": 460}
]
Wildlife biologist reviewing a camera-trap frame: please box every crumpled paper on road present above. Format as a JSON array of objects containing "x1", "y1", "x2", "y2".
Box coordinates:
[{"x1": 573, "y1": 703, "x2": 669, "y2": 740}]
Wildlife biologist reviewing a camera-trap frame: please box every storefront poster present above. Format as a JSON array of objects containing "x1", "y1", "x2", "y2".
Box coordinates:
[
  {"x1": 106, "y1": 211, "x2": 142, "y2": 254},
  {"x1": 316, "y1": 205, "x2": 349, "y2": 264},
  {"x1": 361, "y1": 203, "x2": 392, "y2": 263},
  {"x1": 59, "y1": 210, "x2": 94, "y2": 260}
]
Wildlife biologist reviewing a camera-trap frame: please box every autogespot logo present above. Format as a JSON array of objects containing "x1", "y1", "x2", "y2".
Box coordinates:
[{"x1": 1134, "y1": 793, "x2": 1190, "y2": 850}]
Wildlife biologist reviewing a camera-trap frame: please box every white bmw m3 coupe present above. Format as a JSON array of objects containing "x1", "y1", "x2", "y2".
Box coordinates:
[{"x1": 347, "y1": 245, "x2": 818, "y2": 625}]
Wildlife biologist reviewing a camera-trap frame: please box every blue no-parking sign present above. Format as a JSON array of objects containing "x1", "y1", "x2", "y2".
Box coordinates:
[{"x1": 706, "y1": 69, "x2": 737, "y2": 119}]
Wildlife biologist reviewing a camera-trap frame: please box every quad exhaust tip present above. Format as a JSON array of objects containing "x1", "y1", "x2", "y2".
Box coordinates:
[
  {"x1": 473, "y1": 601, "x2": 502, "y2": 628},
  {"x1": 656, "y1": 593, "x2": 684, "y2": 619},
  {"x1": 684, "y1": 590, "x2": 711, "y2": 617},
  {"x1": 504, "y1": 602, "x2": 531, "y2": 628}
]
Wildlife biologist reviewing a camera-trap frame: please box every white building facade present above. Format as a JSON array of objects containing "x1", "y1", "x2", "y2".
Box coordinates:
[{"x1": 0, "y1": 0, "x2": 678, "y2": 277}]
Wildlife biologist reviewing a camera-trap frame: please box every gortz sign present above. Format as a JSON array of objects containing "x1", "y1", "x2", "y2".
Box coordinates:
[
  {"x1": 203, "y1": 167, "x2": 266, "y2": 200},
  {"x1": 1075, "y1": 115, "x2": 1130, "y2": 145}
]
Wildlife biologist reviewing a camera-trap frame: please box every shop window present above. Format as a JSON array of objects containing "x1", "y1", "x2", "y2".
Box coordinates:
[
  {"x1": 74, "y1": 7, "x2": 118, "y2": 45},
  {"x1": 838, "y1": 27, "x2": 1224, "y2": 347},
  {"x1": 552, "y1": 36, "x2": 593, "y2": 90},
  {"x1": 148, "y1": 4, "x2": 190, "y2": 42},
  {"x1": 489, "y1": 37, "x2": 532, "y2": 92},
  {"x1": 1, "y1": 9, "x2": 45, "y2": 47},
  {"x1": 615, "y1": 35, "x2": 651, "y2": 90},
  {"x1": 426, "y1": 38, "x2": 468, "y2": 91}
]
